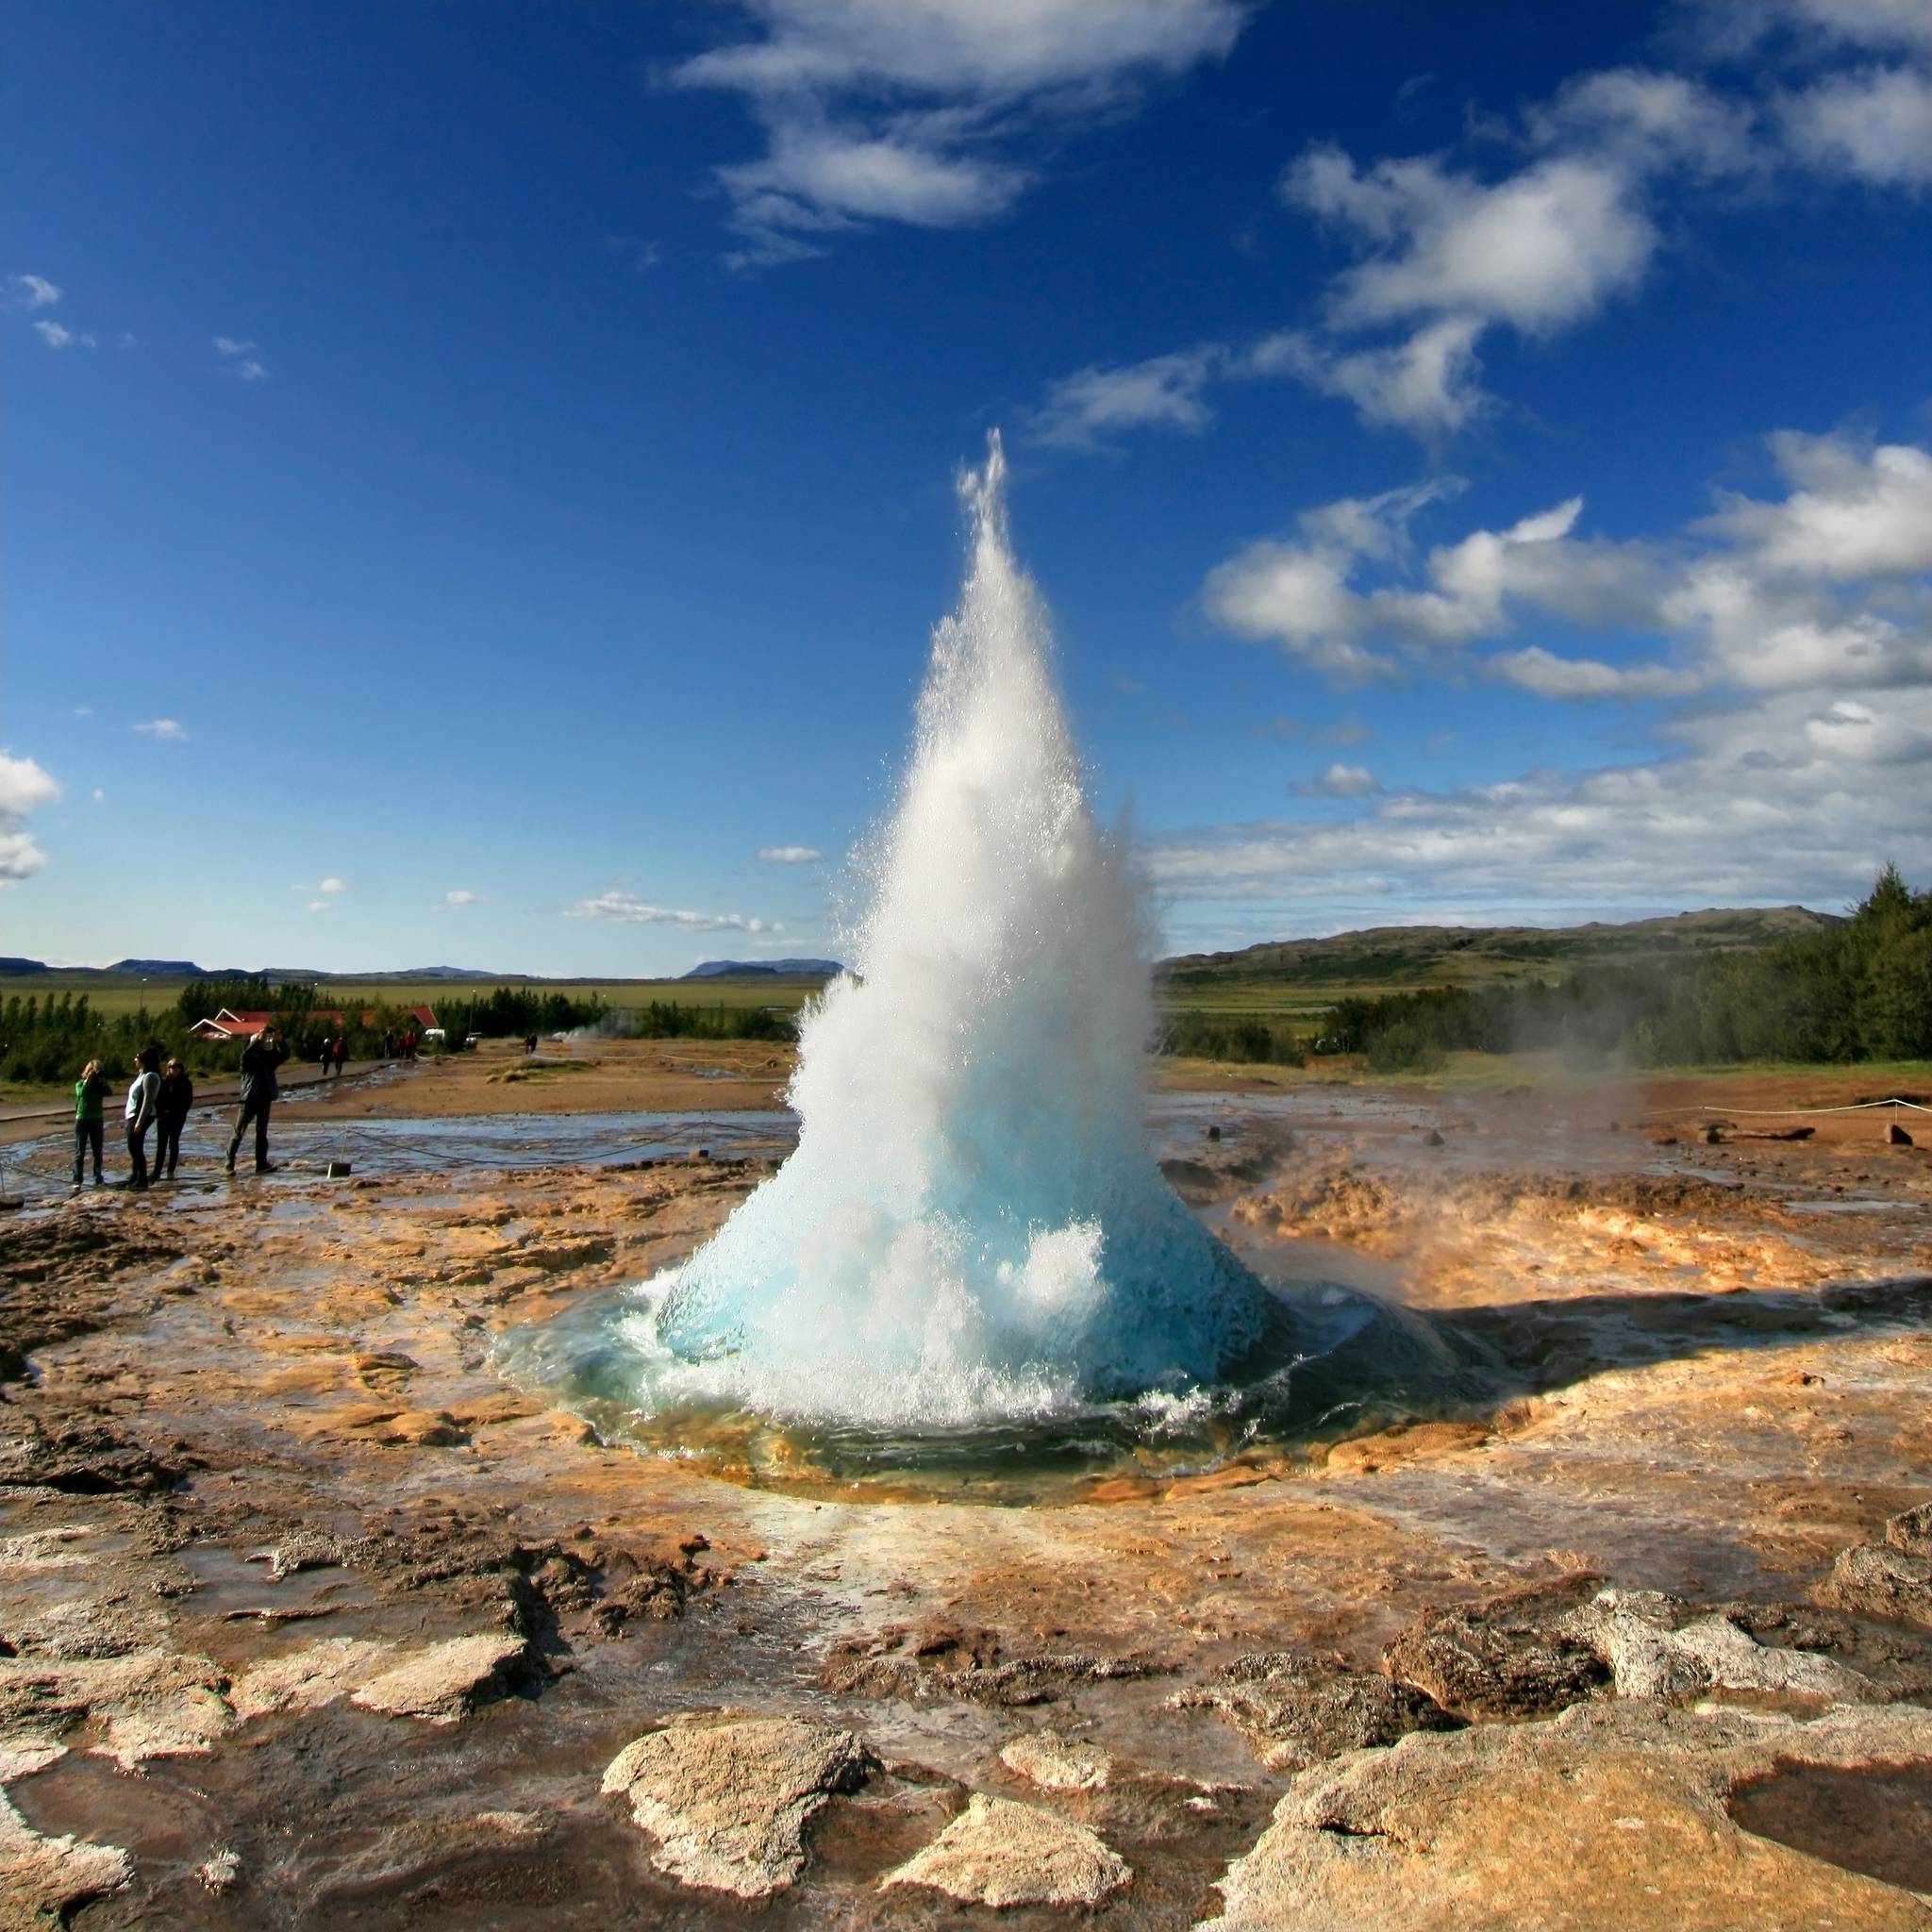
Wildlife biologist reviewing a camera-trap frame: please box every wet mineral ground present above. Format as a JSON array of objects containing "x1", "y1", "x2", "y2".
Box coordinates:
[{"x1": 3, "y1": 1078, "x2": 1931, "y2": 1928}]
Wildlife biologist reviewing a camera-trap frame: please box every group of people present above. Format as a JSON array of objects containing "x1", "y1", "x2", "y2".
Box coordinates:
[
  {"x1": 317, "y1": 1036, "x2": 349, "y2": 1078},
  {"x1": 72, "y1": 1024, "x2": 290, "y2": 1191}
]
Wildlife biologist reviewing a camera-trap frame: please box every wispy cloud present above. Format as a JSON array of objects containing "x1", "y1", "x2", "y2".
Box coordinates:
[
  {"x1": 133, "y1": 718, "x2": 188, "y2": 741},
  {"x1": 758, "y1": 844, "x2": 824, "y2": 864},
  {"x1": 33, "y1": 319, "x2": 96, "y2": 350},
  {"x1": 307, "y1": 900, "x2": 331, "y2": 914},
  {"x1": 4, "y1": 273, "x2": 61, "y2": 310},
  {"x1": 671, "y1": 0, "x2": 1246, "y2": 267},
  {"x1": 317, "y1": 876, "x2": 346, "y2": 895},
  {"x1": 568, "y1": 891, "x2": 780, "y2": 933},
  {"x1": 1294, "y1": 762, "x2": 1381, "y2": 797},
  {"x1": 443, "y1": 888, "x2": 481, "y2": 908},
  {"x1": 214, "y1": 336, "x2": 269, "y2": 381},
  {"x1": 0, "y1": 751, "x2": 59, "y2": 885}
]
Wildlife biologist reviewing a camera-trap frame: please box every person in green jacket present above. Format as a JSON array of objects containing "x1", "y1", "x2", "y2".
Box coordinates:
[{"x1": 72, "y1": 1058, "x2": 107, "y2": 1190}]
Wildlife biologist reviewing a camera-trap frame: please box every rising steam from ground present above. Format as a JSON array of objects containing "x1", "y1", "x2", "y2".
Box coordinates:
[{"x1": 606, "y1": 434, "x2": 1274, "y2": 1427}]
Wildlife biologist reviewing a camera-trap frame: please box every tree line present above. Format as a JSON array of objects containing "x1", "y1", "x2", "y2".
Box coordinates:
[{"x1": 1313, "y1": 865, "x2": 1932, "y2": 1073}]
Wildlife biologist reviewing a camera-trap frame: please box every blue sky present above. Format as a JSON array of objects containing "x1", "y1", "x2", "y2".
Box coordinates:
[{"x1": 4, "y1": 0, "x2": 1929, "y2": 973}]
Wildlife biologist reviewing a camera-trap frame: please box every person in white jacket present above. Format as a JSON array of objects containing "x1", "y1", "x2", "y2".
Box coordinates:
[{"x1": 123, "y1": 1044, "x2": 161, "y2": 1191}]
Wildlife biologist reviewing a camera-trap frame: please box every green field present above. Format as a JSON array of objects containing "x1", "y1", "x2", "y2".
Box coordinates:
[{"x1": 7, "y1": 972, "x2": 833, "y2": 1020}]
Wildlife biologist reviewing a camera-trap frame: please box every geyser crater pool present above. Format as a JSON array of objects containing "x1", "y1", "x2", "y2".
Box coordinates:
[{"x1": 503, "y1": 437, "x2": 1480, "y2": 1495}]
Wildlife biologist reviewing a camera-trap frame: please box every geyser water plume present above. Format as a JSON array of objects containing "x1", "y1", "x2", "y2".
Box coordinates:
[{"x1": 631, "y1": 434, "x2": 1274, "y2": 1427}]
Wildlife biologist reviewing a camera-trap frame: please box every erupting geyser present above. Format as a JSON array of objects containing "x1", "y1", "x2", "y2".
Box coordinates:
[{"x1": 624, "y1": 436, "x2": 1274, "y2": 1427}]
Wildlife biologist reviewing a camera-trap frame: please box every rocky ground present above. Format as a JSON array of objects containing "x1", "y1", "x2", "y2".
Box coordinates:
[{"x1": 2, "y1": 1080, "x2": 1930, "y2": 1927}]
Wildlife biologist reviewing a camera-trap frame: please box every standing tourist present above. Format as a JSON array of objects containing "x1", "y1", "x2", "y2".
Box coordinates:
[
  {"x1": 227, "y1": 1024, "x2": 288, "y2": 1174},
  {"x1": 71, "y1": 1058, "x2": 108, "y2": 1191},
  {"x1": 124, "y1": 1045, "x2": 161, "y2": 1191},
  {"x1": 154, "y1": 1057, "x2": 193, "y2": 1180},
  {"x1": 332, "y1": 1035, "x2": 347, "y2": 1077},
  {"x1": 319, "y1": 1037, "x2": 335, "y2": 1083}
]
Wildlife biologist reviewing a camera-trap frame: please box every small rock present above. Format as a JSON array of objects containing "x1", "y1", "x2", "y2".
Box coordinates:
[
  {"x1": 601, "y1": 1715, "x2": 875, "y2": 1897},
  {"x1": 348, "y1": 1633, "x2": 535, "y2": 1723},
  {"x1": 1423, "y1": 1128, "x2": 1445, "y2": 1147},
  {"x1": 883, "y1": 1792, "x2": 1130, "y2": 1907},
  {"x1": 1885, "y1": 1120, "x2": 1913, "y2": 1146},
  {"x1": 197, "y1": 1847, "x2": 241, "y2": 1893},
  {"x1": 1171, "y1": 1651, "x2": 1460, "y2": 1771},
  {"x1": 246, "y1": 1529, "x2": 356, "y2": 1582},
  {"x1": 1000, "y1": 1728, "x2": 1113, "y2": 1790}
]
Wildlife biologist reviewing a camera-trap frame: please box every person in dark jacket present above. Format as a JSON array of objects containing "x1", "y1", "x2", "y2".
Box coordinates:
[
  {"x1": 154, "y1": 1058, "x2": 193, "y2": 1179},
  {"x1": 72, "y1": 1058, "x2": 108, "y2": 1190},
  {"x1": 226, "y1": 1025, "x2": 288, "y2": 1174},
  {"x1": 124, "y1": 1044, "x2": 161, "y2": 1191}
]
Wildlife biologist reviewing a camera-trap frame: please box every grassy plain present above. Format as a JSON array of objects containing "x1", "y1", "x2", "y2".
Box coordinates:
[{"x1": 8, "y1": 971, "x2": 831, "y2": 1020}]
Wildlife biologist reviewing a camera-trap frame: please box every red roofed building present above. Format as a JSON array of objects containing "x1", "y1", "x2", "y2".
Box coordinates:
[{"x1": 190, "y1": 1002, "x2": 438, "y2": 1042}]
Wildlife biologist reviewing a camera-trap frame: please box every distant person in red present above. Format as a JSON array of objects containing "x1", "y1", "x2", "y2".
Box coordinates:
[
  {"x1": 332, "y1": 1036, "x2": 347, "y2": 1077},
  {"x1": 154, "y1": 1058, "x2": 193, "y2": 1180},
  {"x1": 124, "y1": 1044, "x2": 161, "y2": 1191},
  {"x1": 227, "y1": 1024, "x2": 288, "y2": 1174}
]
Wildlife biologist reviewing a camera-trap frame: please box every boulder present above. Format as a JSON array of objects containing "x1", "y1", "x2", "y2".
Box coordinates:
[
  {"x1": 1381, "y1": 1575, "x2": 1610, "y2": 1719},
  {"x1": 600, "y1": 1715, "x2": 874, "y2": 1898},
  {"x1": 348, "y1": 1633, "x2": 535, "y2": 1723},
  {"x1": 1199, "y1": 1700, "x2": 1932, "y2": 1932},
  {"x1": 883, "y1": 1793, "x2": 1130, "y2": 1907}
]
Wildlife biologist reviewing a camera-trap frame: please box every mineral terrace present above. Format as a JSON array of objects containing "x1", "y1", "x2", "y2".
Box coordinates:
[{"x1": 2, "y1": 1076, "x2": 1929, "y2": 1928}]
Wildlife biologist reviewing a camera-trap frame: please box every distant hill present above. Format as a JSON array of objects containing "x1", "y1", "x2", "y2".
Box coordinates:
[
  {"x1": 108, "y1": 958, "x2": 204, "y2": 975},
  {"x1": 1158, "y1": 907, "x2": 1841, "y2": 991},
  {"x1": 682, "y1": 958, "x2": 842, "y2": 980},
  {"x1": 0, "y1": 957, "x2": 49, "y2": 975}
]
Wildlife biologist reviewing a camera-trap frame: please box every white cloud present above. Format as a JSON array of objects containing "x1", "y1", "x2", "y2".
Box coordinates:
[
  {"x1": 1205, "y1": 428, "x2": 1932, "y2": 709},
  {"x1": 92, "y1": 788, "x2": 106, "y2": 803},
  {"x1": 1287, "y1": 148, "x2": 1658, "y2": 337},
  {"x1": 673, "y1": 0, "x2": 1246, "y2": 264},
  {"x1": 443, "y1": 888, "x2": 481, "y2": 907},
  {"x1": 1490, "y1": 646, "x2": 1706, "y2": 697},
  {"x1": 1693, "y1": 0, "x2": 1932, "y2": 58},
  {"x1": 133, "y1": 718, "x2": 187, "y2": 741},
  {"x1": 307, "y1": 900, "x2": 331, "y2": 914},
  {"x1": 1702, "y1": 433, "x2": 1932, "y2": 577},
  {"x1": 317, "y1": 876, "x2": 346, "y2": 895},
  {"x1": 1780, "y1": 65, "x2": 1932, "y2": 186},
  {"x1": 1173, "y1": 426, "x2": 1932, "y2": 928},
  {"x1": 568, "y1": 891, "x2": 781, "y2": 933},
  {"x1": 0, "y1": 751, "x2": 60, "y2": 885},
  {"x1": 1030, "y1": 347, "x2": 1222, "y2": 447},
  {"x1": 1203, "y1": 479, "x2": 1656, "y2": 676},
  {"x1": 1295, "y1": 762, "x2": 1381, "y2": 797},
  {"x1": 213, "y1": 336, "x2": 257, "y2": 357},
  {"x1": 33, "y1": 319, "x2": 96, "y2": 350},
  {"x1": 758, "y1": 844, "x2": 824, "y2": 863},
  {"x1": 1248, "y1": 315, "x2": 1487, "y2": 438},
  {"x1": 5, "y1": 274, "x2": 61, "y2": 309}
]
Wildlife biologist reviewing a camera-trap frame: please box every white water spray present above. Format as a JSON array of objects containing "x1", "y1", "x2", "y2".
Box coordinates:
[{"x1": 634, "y1": 436, "x2": 1273, "y2": 1426}]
